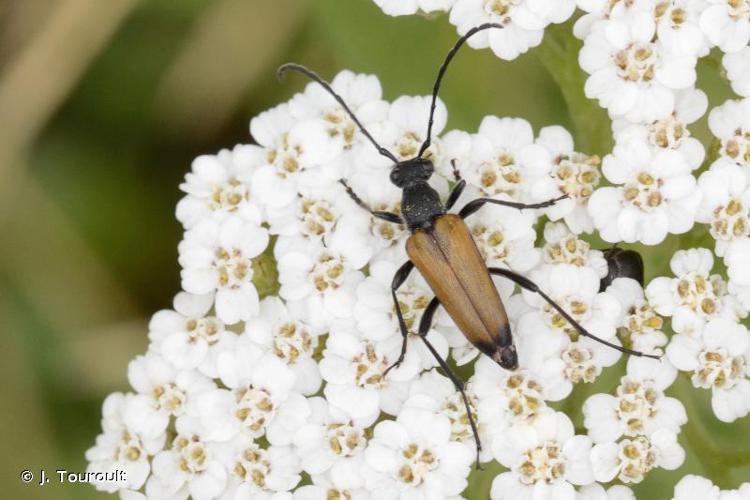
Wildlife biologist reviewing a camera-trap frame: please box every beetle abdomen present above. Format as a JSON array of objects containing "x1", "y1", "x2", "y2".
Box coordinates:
[{"x1": 406, "y1": 214, "x2": 513, "y2": 360}]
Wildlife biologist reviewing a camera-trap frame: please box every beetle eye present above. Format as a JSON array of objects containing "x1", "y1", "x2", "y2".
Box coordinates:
[{"x1": 389, "y1": 168, "x2": 403, "y2": 186}]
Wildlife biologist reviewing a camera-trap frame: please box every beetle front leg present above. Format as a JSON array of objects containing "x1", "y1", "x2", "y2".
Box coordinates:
[
  {"x1": 382, "y1": 261, "x2": 415, "y2": 378},
  {"x1": 487, "y1": 267, "x2": 660, "y2": 360},
  {"x1": 458, "y1": 194, "x2": 568, "y2": 219},
  {"x1": 445, "y1": 160, "x2": 466, "y2": 211},
  {"x1": 415, "y1": 296, "x2": 482, "y2": 468},
  {"x1": 339, "y1": 179, "x2": 403, "y2": 224}
]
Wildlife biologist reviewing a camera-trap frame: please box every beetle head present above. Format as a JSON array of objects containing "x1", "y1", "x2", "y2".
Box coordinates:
[{"x1": 390, "y1": 158, "x2": 434, "y2": 188}]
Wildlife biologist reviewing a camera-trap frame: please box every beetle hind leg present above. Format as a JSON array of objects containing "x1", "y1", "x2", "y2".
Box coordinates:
[
  {"x1": 415, "y1": 301, "x2": 483, "y2": 469},
  {"x1": 458, "y1": 194, "x2": 568, "y2": 219},
  {"x1": 383, "y1": 288, "x2": 483, "y2": 467},
  {"x1": 487, "y1": 267, "x2": 660, "y2": 360}
]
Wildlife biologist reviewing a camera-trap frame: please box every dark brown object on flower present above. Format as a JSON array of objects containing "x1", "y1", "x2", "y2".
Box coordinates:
[{"x1": 600, "y1": 247, "x2": 645, "y2": 292}]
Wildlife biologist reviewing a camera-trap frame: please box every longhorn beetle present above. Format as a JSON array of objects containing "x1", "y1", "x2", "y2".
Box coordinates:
[
  {"x1": 278, "y1": 23, "x2": 659, "y2": 466},
  {"x1": 599, "y1": 246, "x2": 645, "y2": 292}
]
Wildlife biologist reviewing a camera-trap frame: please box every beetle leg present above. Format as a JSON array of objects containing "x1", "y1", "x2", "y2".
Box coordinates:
[
  {"x1": 487, "y1": 267, "x2": 661, "y2": 360},
  {"x1": 419, "y1": 331, "x2": 483, "y2": 469},
  {"x1": 339, "y1": 179, "x2": 403, "y2": 224},
  {"x1": 382, "y1": 261, "x2": 415, "y2": 379},
  {"x1": 458, "y1": 194, "x2": 568, "y2": 219},
  {"x1": 445, "y1": 160, "x2": 466, "y2": 211}
]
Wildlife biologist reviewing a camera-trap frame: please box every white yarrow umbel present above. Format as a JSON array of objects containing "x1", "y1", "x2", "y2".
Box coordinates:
[{"x1": 87, "y1": 0, "x2": 750, "y2": 492}]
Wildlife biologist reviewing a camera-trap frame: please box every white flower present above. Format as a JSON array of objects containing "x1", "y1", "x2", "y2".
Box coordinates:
[
  {"x1": 266, "y1": 182, "x2": 351, "y2": 241},
  {"x1": 151, "y1": 416, "x2": 227, "y2": 500},
  {"x1": 672, "y1": 474, "x2": 750, "y2": 500},
  {"x1": 646, "y1": 248, "x2": 745, "y2": 336},
  {"x1": 574, "y1": 0, "x2": 654, "y2": 39},
  {"x1": 532, "y1": 126, "x2": 603, "y2": 234},
  {"x1": 276, "y1": 235, "x2": 365, "y2": 328},
  {"x1": 320, "y1": 324, "x2": 419, "y2": 426},
  {"x1": 612, "y1": 88, "x2": 708, "y2": 170},
  {"x1": 607, "y1": 278, "x2": 669, "y2": 353},
  {"x1": 724, "y1": 47, "x2": 750, "y2": 96},
  {"x1": 373, "y1": 0, "x2": 456, "y2": 16},
  {"x1": 577, "y1": 483, "x2": 636, "y2": 500},
  {"x1": 461, "y1": 187, "x2": 540, "y2": 271},
  {"x1": 178, "y1": 216, "x2": 269, "y2": 324},
  {"x1": 384, "y1": 95, "x2": 448, "y2": 167},
  {"x1": 294, "y1": 474, "x2": 371, "y2": 500},
  {"x1": 726, "y1": 238, "x2": 750, "y2": 310},
  {"x1": 176, "y1": 145, "x2": 264, "y2": 229},
  {"x1": 250, "y1": 103, "x2": 339, "y2": 208},
  {"x1": 193, "y1": 340, "x2": 309, "y2": 444},
  {"x1": 338, "y1": 167, "x2": 408, "y2": 260},
  {"x1": 405, "y1": 370, "x2": 490, "y2": 461},
  {"x1": 655, "y1": 0, "x2": 712, "y2": 58},
  {"x1": 517, "y1": 265, "x2": 623, "y2": 393},
  {"x1": 697, "y1": 159, "x2": 750, "y2": 256},
  {"x1": 580, "y1": 15, "x2": 697, "y2": 122},
  {"x1": 353, "y1": 260, "x2": 449, "y2": 370},
  {"x1": 125, "y1": 352, "x2": 215, "y2": 439},
  {"x1": 541, "y1": 222, "x2": 609, "y2": 277},
  {"x1": 708, "y1": 98, "x2": 750, "y2": 169},
  {"x1": 449, "y1": 0, "x2": 576, "y2": 60},
  {"x1": 288, "y1": 70, "x2": 388, "y2": 156},
  {"x1": 491, "y1": 411, "x2": 595, "y2": 499},
  {"x1": 588, "y1": 138, "x2": 701, "y2": 245},
  {"x1": 244, "y1": 297, "x2": 322, "y2": 395},
  {"x1": 700, "y1": 0, "x2": 750, "y2": 53},
  {"x1": 148, "y1": 292, "x2": 231, "y2": 377},
  {"x1": 591, "y1": 429, "x2": 685, "y2": 483},
  {"x1": 583, "y1": 357, "x2": 684, "y2": 443},
  {"x1": 471, "y1": 355, "x2": 565, "y2": 433},
  {"x1": 364, "y1": 406, "x2": 473, "y2": 498},
  {"x1": 215, "y1": 437, "x2": 301, "y2": 498},
  {"x1": 667, "y1": 317, "x2": 750, "y2": 422},
  {"x1": 672, "y1": 474, "x2": 721, "y2": 500},
  {"x1": 447, "y1": 116, "x2": 551, "y2": 201},
  {"x1": 85, "y1": 393, "x2": 165, "y2": 493},
  {"x1": 293, "y1": 397, "x2": 369, "y2": 484},
  {"x1": 354, "y1": 260, "x2": 431, "y2": 342}
]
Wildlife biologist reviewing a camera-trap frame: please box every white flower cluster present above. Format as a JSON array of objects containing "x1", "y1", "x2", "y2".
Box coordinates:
[
  {"x1": 646, "y1": 248, "x2": 750, "y2": 422},
  {"x1": 80, "y1": 68, "x2": 626, "y2": 498},
  {"x1": 672, "y1": 474, "x2": 750, "y2": 500},
  {"x1": 374, "y1": 0, "x2": 577, "y2": 60},
  {"x1": 371, "y1": 0, "x2": 750, "y2": 252},
  {"x1": 577, "y1": 1, "x2": 750, "y2": 248},
  {"x1": 85, "y1": 47, "x2": 750, "y2": 497}
]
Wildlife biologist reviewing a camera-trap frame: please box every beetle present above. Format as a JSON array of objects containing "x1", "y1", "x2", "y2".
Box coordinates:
[
  {"x1": 278, "y1": 22, "x2": 658, "y2": 464},
  {"x1": 599, "y1": 246, "x2": 645, "y2": 292}
]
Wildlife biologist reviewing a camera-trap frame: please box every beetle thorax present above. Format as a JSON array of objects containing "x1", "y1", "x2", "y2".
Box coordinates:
[{"x1": 401, "y1": 182, "x2": 444, "y2": 230}]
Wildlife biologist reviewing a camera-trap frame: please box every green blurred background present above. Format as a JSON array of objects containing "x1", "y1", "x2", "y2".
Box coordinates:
[{"x1": 0, "y1": 1, "x2": 747, "y2": 498}]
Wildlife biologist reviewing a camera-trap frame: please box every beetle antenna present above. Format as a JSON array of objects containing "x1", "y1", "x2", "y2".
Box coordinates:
[
  {"x1": 417, "y1": 22, "x2": 503, "y2": 159},
  {"x1": 277, "y1": 63, "x2": 400, "y2": 164}
]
